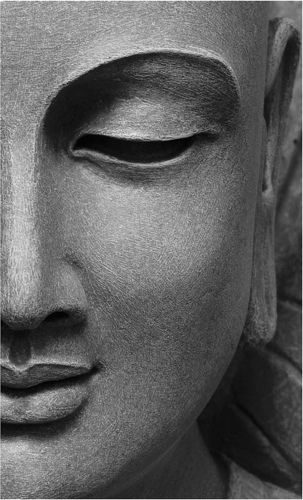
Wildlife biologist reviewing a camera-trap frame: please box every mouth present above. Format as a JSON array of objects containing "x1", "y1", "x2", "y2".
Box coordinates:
[
  {"x1": 1, "y1": 362, "x2": 93, "y2": 389},
  {"x1": 1, "y1": 363, "x2": 99, "y2": 425}
]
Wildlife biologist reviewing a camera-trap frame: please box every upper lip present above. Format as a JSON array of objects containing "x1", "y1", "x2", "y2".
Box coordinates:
[{"x1": 1, "y1": 362, "x2": 92, "y2": 389}]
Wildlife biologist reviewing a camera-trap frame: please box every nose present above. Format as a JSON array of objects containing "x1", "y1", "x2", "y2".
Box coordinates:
[{"x1": 1, "y1": 130, "x2": 87, "y2": 331}]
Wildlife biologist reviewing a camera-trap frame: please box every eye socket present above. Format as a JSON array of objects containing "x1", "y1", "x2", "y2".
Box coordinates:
[{"x1": 72, "y1": 134, "x2": 194, "y2": 164}]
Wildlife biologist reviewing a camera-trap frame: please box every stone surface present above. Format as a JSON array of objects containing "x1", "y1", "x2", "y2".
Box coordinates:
[
  {"x1": 1, "y1": 2, "x2": 301, "y2": 498},
  {"x1": 228, "y1": 459, "x2": 300, "y2": 499},
  {"x1": 201, "y1": 2, "x2": 302, "y2": 495}
]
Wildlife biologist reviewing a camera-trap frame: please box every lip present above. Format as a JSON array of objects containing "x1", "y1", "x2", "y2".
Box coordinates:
[
  {"x1": 1, "y1": 362, "x2": 92, "y2": 389},
  {"x1": 1, "y1": 362, "x2": 96, "y2": 424}
]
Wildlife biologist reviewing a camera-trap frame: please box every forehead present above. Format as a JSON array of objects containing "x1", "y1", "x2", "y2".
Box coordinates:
[{"x1": 2, "y1": 1, "x2": 268, "y2": 129}]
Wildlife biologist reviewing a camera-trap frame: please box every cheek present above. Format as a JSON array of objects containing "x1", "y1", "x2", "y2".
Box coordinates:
[
  {"x1": 2, "y1": 146, "x2": 259, "y2": 500},
  {"x1": 43, "y1": 154, "x2": 256, "y2": 497},
  {"x1": 59, "y1": 145, "x2": 257, "y2": 414}
]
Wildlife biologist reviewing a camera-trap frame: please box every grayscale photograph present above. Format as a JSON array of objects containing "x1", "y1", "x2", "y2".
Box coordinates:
[{"x1": 1, "y1": 1, "x2": 301, "y2": 498}]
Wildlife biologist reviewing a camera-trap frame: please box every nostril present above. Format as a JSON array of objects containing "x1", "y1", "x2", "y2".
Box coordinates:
[{"x1": 45, "y1": 312, "x2": 69, "y2": 322}]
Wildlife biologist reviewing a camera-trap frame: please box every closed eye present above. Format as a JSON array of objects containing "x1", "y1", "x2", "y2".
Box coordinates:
[{"x1": 72, "y1": 134, "x2": 195, "y2": 164}]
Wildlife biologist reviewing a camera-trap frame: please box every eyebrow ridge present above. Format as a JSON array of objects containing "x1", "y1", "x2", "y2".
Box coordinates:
[
  {"x1": 46, "y1": 48, "x2": 241, "y2": 115},
  {"x1": 42, "y1": 50, "x2": 241, "y2": 146}
]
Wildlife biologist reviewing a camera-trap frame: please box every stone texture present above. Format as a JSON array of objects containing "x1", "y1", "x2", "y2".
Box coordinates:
[
  {"x1": 228, "y1": 459, "x2": 300, "y2": 499},
  {"x1": 201, "y1": 3, "x2": 302, "y2": 495}
]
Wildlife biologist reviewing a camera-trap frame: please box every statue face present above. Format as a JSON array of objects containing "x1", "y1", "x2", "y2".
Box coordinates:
[{"x1": 1, "y1": 2, "x2": 269, "y2": 498}]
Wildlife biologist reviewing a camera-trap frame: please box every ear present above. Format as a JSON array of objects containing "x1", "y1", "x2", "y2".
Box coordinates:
[{"x1": 244, "y1": 18, "x2": 300, "y2": 344}]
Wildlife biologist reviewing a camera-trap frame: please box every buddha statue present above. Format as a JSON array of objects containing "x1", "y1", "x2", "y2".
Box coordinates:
[{"x1": 1, "y1": 2, "x2": 301, "y2": 498}]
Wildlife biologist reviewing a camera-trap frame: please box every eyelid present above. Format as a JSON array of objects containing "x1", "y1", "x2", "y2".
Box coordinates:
[
  {"x1": 70, "y1": 117, "x2": 221, "y2": 149},
  {"x1": 74, "y1": 119, "x2": 222, "y2": 142},
  {"x1": 70, "y1": 133, "x2": 198, "y2": 166}
]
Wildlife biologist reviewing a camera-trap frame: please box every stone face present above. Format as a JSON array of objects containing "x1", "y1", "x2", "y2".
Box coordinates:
[
  {"x1": 1, "y1": 2, "x2": 301, "y2": 498},
  {"x1": 0, "y1": 3, "x2": 273, "y2": 498}
]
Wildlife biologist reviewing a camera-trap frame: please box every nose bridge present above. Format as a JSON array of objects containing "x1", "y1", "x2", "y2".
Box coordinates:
[{"x1": 2, "y1": 131, "x2": 46, "y2": 327}]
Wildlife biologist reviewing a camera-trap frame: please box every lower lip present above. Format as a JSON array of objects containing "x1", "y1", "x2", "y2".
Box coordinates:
[{"x1": 1, "y1": 374, "x2": 94, "y2": 424}]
